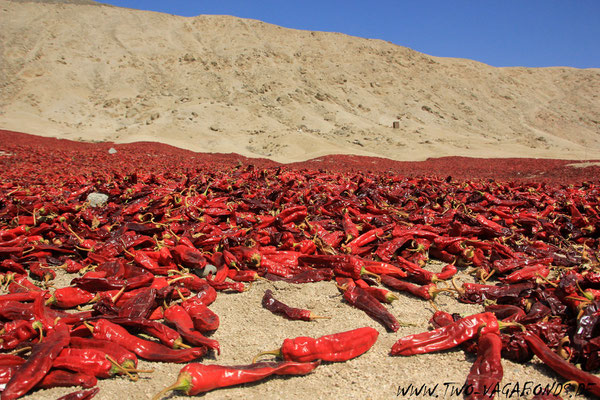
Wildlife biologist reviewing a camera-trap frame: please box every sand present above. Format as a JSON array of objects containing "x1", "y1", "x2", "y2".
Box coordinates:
[
  {"x1": 20, "y1": 267, "x2": 570, "y2": 400},
  {"x1": 1, "y1": 1, "x2": 599, "y2": 399}
]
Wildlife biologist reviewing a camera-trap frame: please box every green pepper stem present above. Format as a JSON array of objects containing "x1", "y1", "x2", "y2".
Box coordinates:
[{"x1": 152, "y1": 372, "x2": 192, "y2": 400}]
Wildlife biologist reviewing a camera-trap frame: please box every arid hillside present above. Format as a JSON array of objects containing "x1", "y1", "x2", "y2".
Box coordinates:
[{"x1": 1, "y1": 0, "x2": 599, "y2": 161}]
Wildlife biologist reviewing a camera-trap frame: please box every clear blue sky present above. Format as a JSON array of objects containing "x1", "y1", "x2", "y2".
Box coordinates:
[{"x1": 100, "y1": 1, "x2": 599, "y2": 69}]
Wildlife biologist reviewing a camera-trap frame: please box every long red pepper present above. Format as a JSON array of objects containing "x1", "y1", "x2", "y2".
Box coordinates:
[
  {"x1": 69, "y1": 336, "x2": 138, "y2": 368},
  {"x1": 89, "y1": 319, "x2": 206, "y2": 363},
  {"x1": 341, "y1": 285, "x2": 400, "y2": 332},
  {"x1": 153, "y1": 360, "x2": 320, "y2": 399},
  {"x1": 523, "y1": 331, "x2": 600, "y2": 398},
  {"x1": 163, "y1": 304, "x2": 221, "y2": 354},
  {"x1": 381, "y1": 274, "x2": 450, "y2": 301},
  {"x1": 261, "y1": 289, "x2": 326, "y2": 321},
  {"x1": 35, "y1": 370, "x2": 97, "y2": 390},
  {"x1": 2, "y1": 322, "x2": 70, "y2": 400},
  {"x1": 391, "y1": 312, "x2": 499, "y2": 356},
  {"x1": 254, "y1": 327, "x2": 379, "y2": 362},
  {"x1": 53, "y1": 348, "x2": 139, "y2": 379},
  {"x1": 464, "y1": 332, "x2": 503, "y2": 400},
  {"x1": 46, "y1": 287, "x2": 95, "y2": 308}
]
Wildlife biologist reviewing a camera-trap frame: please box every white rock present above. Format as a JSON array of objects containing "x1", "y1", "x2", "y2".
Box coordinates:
[
  {"x1": 87, "y1": 192, "x2": 109, "y2": 207},
  {"x1": 108, "y1": 147, "x2": 117, "y2": 154}
]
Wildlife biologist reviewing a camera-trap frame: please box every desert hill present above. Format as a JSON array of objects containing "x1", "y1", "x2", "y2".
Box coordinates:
[{"x1": 1, "y1": 0, "x2": 599, "y2": 161}]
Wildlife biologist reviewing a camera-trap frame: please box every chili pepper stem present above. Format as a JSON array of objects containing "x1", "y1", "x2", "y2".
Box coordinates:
[
  {"x1": 10, "y1": 346, "x2": 31, "y2": 355},
  {"x1": 478, "y1": 269, "x2": 495, "y2": 283},
  {"x1": 83, "y1": 321, "x2": 95, "y2": 333},
  {"x1": 174, "y1": 338, "x2": 191, "y2": 349},
  {"x1": 252, "y1": 348, "x2": 282, "y2": 364},
  {"x1": 361, "y1": 269, "x2": 381, "y2": 283},
  {"x1": 429, "y1": 300, "x2": 439, "y2": 312},
  {"x1": 110, "y1": 285, "x2": 127, "y2": 303},
  {"x1": 497, "y1": 321, "x2": 526, "y2": 332},
  {"x1": 308, "y1": 313, "x2": 330, "y2": 320},
  {"x1": 32, "y1": 321, "x2": 44, "y2": 342},
  {"x1": 152, "y1": 372, "x2": 192, "y2": 400},
  {"x1": 176, "y1": 288, "x2": 190, "y2": 302},
  {"x1": 535, "y1": 273, "x2": 558, "y2": 287},
  {"x1": 558, "y1": 337, "x2": 572, "y2": 360},
  {"x1": 167, "y1": 274, "x2": 196, "y2": 286},
  {"x1": 451, "y1": 277, "x2": 465, "y2": 296},
  {"x1": 430, "y1": 288, "x2": 456, "y2": 301}
]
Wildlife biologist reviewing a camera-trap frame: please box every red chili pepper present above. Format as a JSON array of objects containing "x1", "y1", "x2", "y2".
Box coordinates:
[
  {"x1": 90, "y1": 319, "x2": 206, "y2": 363},
  {"x1": 182, "y1": 283, "x2": 217, "y2": 308},
  {"x1": 340, "y1": 285, "x2": 400, "y2": 332},
  {"x1": 182, "y1": 301, "x2": 220, "y2": 332},
  {"x1": 132, "y1": 250, "x2": 170, "y2": 275},
  {"x1": 253, "y1": 327, "x2": 379, "y2": 362},
  {"x1": 153, "y1": 360, "x2": 320, "y2": 398},
  {"x1": 475, "y1": 214, "x2": 512, "y2": 237},
  {"x1": 362, "y1": 259, "x2": 407, "y2": 278},
  {"x1": 391, "y1": 312, "x2": 499, "y2": 356},
  {"x1": 342, "y1": 212, "x2": 360, "y2": 239},
  {"x1": 344, "y1": 227, "x2": 384, "y2": 253},
  {"x1": 523, "y1": 331, "x2": 600, "y2": 398},
  {"x1": 358, "y1": 285, "x2": 398, "y2": 304},
  {"x1": 2, "y1": 322, "x2": 70, "y2": 400},
  {"x1": 163, "y1": 304, "x2": 220, "y2": 354},
  {"x1": 46, "y1": 287, "x2": 95, "y2": 308},
  {"x1": 381, "y1": 274, "x2": 449, "y2": 301},
  {"x1": 206, "y1": 280, "x2": 246, "y2": 292},
  {"x1": 0, "y1": 356, "x2": 25, "y2": 386},
  {"x1": 53, "y1": 348, "x2": 135, "y2": 379},
  {"x1": 464, "y1": 332, "x2": 503, "y2": 400},
  {"x1": 35, "y1": 369, "x2": 97, "y2": 390},
  {"x1": 227, "y1": 269, "x2": 260, "y2": 282},
  {"x1": 172, "y1": 245, "x2": 207, "y2": 269},
  {"x1": 261, "y1": 289, "x2": 327, "y2": 321},
  {"x1": 69, "y1": 336, "x2": 138, "y2": 369},
  {"x1": 259, "y1": 257, "x2": 294, "y2": 278},
  {"x1": 375, "y1": 236, "x2": 411, "y2": 262},
  {"x1": 117, "y1": 288, "x2": 157, "y2": 319},
  {"x1": 500, "y1": 264, "x2": 550, "y2": 283},
  {"x1": 455, "y1": 281, "x2": 535, "y2": 304},
  {"x1": 429, "y1": 310, "x2": 456, "y2": 329},
  {"x1": 0, "y1": 259, "x2": 27, "y2": 275},
  {"x1": 393, "y1": 255, "x2": 437, "y2": 283}
]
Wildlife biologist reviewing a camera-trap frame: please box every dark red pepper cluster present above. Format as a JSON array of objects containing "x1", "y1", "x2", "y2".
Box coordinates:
[{"x1": 0, "y1": 133, "x2": 599, "y2": 398}]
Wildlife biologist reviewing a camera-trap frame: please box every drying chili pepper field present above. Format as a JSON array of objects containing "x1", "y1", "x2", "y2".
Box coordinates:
[{"x1": 1, "y1": 129, "x2": 600, "y2": 400}]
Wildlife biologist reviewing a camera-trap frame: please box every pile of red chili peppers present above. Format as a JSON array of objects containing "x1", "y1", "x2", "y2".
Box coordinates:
[{"x1": 1, "y1": 134, "x2": 600, "y2": 399}]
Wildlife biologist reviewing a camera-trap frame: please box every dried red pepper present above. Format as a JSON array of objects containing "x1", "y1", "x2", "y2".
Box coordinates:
[
  {"x1": 340, "y1": 285, "x2": 400, "y2": 332},
  {"x1": 391, "y1": 312, "x2": 499, "y2": 356},
  {"x1": 261, "y1": 289, "x2": 326, "y2": 321},
  {"x1": 464, "y1": 332, "x2": 503, "y2": 400},
  {"x1": 88, "y1": 319, "x2": 206, "y2": 363},
  {"x1": 2, "y1": 322, "x2": 70, "y2": 400},
  {"x1": 254, "y1": 326, "x2": 378, "y2": 362},
  {"x1": 153, "y1": 360, "x2": 320, "y2": 398}
]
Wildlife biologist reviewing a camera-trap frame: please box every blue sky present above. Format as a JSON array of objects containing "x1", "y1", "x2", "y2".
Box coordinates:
[{"x1": 100, "y1": 1, "x2": 599, "y2": 69}]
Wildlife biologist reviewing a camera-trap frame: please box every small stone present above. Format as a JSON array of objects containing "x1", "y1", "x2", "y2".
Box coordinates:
[
  {"x1": 108, "y1": 148, "x2": 117, "y2": 154},
  {"x1": 87, "y1": 192, "x2": 109, "y2": 207}
]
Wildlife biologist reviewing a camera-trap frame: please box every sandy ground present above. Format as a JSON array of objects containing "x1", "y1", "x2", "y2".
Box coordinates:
[{"x1": 19, "y1": 264, "x2": 576, "y2": 400}]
